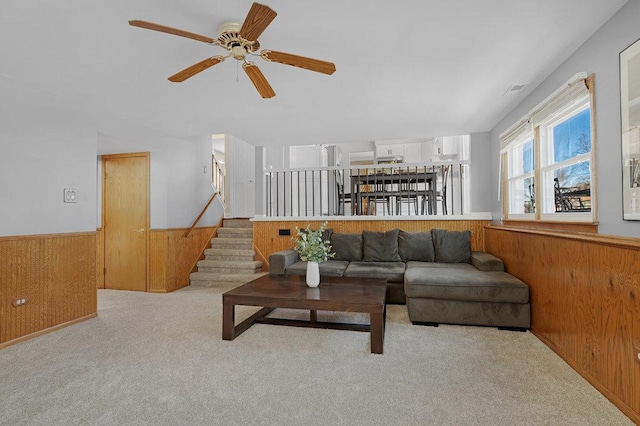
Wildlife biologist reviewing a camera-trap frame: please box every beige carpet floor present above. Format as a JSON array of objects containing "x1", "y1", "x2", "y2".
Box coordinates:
[{"x1": 0, "y1": 286, "x2": 632, "y2": 425}]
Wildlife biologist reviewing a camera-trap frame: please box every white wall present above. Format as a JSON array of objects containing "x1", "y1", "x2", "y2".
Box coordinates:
[
  {"x1": 470, "y1": 132, "x2": 492, "y2": 213},
  {"x1": 97, "y1": 133, "x2": 221, "y2": 230},
  {"x1": 254, "y1": 147, "x2": 265, "y2": 216},
  {"x1": 263, "y1": 145, "x2": 289, "y2": 170},
  {"x1": 164, "y1": 135, "x2": 220, "y2": 228},
  {"x1": 489, "y1": 0, "x2": 640, "y2": 237},
  {"x1": 224, "y1": 134, "x2": 255, "y2": 218},
  {"x1": 0, "y1": 76, "x2": 222, "y2": 237},
  {"x1": 0, "y1": 79, "x2": 97, "y2": 236}
]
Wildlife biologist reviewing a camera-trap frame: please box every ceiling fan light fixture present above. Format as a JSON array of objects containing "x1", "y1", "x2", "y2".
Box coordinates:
[
  {"x1": 231, "y1": 46, "x2": 247, "y2": 60},
  {"x1": 217, "y1": 22, "x2": 241, "y2": 35},
  {"x1": 129, "y1": 2, "x2": 335, "y2": 98},
  {"x1": 216, "y1": 22, "x2": 260, "y2": 54}
]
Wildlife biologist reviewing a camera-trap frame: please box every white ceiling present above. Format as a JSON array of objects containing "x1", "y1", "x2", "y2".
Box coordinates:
[{"x1": 0, "y1": 0, "x2": 628, "y2": 147}]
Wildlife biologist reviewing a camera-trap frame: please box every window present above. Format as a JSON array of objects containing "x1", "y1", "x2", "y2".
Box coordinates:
[
  {"x1": 506, "y1": 133, "x2": 535, "y2": 216},
  {"x1": 541, "y1": 105, "x2": 592, "y2": 215},
  {"x1": 501, "y1": 73, "x2": 596, "y2": 223}
]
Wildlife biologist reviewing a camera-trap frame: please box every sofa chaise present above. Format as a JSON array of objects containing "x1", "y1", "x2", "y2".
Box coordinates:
[{"x1": 269, "y1": 228, "x2": 530, "y2": 330}]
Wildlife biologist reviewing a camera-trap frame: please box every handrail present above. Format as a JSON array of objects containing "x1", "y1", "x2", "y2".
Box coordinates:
[
  {"x1": 252, "y1": 243, "x2": 269, "y2": 272},
  {"x1": 184, "y1": 192, "x2": 219, "y2": 238}
]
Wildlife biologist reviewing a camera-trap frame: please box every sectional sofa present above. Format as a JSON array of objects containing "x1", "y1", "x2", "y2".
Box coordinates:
[{"x1": 269, "y1": 228, "x2": 531, "y2": 330}]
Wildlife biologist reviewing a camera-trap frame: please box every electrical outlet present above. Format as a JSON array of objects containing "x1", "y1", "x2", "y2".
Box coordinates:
[{"x1": 12, "y1": 298, "x2": 28, "y2": 307}]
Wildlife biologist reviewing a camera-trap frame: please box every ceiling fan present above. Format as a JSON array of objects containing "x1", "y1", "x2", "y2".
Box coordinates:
[{"x1": 129, "y1": 2, "x2": 336, "y2": 98}]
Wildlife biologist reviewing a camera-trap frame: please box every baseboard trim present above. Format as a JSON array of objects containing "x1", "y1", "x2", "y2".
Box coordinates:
[
  {"x1": 531, "y1": 327, "x2": 638, "y2": 424},
  {"x1": 0, "y1": 313, "x2": 98, "y2": 350}
]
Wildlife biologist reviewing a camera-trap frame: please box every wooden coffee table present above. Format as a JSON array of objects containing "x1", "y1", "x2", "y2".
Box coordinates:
[{"x1": 222, "y1": 274, "x2": 387, "y2": 354}]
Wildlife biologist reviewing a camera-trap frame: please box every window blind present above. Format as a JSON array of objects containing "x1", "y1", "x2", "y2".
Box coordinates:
[
  {"x1": 499, "y1": 119, "x2": 531, "y2": 151},
  {"x1": 499, "y1": 72, "x2": 589, "y2": 151},
  {"x1": 531, "y1": 77, "x2": 590, "y2": 128}
]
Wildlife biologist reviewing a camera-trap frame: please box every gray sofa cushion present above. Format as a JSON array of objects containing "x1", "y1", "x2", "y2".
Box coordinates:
[
  {"x1": 330, "y1": 233, "x2": 363, "y2": 261},
  {"x1": 322, "y1": 228, "x2": 333, "y2": 244},
  {"x1": 406, "y1": 298, "x2": 530, "y2": 328},
  {"x1": 398, "y1": 230, "x2": 435, "y2": 262},
  {"x1": 432, "y1": 229, "x2": 471, "y2": 263},
  {"x1": 363, "y1": 229, "x2": 401, "y2": 262},
  {"x1": 404, "y1": 262, "x2": 529, "y2": 303},
  {"x1": 344, "y1": 261, "x2": 405, "y2": 283},
  {"x1": 285, "y1": 260, "x2": 349, "y2": 277},
  {"x1": 269, "y1": 248, "x2": 300, "y2": 275},
  {"x1": 471, "y1": 251, "x2": 504, "y2": 272}
]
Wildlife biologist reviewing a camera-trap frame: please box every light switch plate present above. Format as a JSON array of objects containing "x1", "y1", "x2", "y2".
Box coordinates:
[{"x1": 64, "y1": 188, "x2": 78, "y2": 203}]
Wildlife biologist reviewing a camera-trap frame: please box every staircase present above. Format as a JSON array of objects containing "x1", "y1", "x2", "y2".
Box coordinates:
[{"x1": 189, "y1": 219, "x2": 267, "y2": 288}]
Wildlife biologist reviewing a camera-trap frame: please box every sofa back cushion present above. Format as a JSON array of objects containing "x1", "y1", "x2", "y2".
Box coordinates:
[
  {"x1": 363, "y1": 229, "x2": 401, "y2": 262},
  {"x1": 398, "y1": 230, "x2": 435, "y2": 262},
  {"x1": 432, "y1": 229, "x2": 471, "y2": 263},
  {"x1": 330, "y1": 233, "x2": 363, "y2": 261},
  {"x1": 322, "y1": 228, "x2": 333, "y2": 244}
]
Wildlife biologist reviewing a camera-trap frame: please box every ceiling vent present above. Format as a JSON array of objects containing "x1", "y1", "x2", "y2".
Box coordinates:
[{"x1": 504, "y1": 84, "x2": 526, "y2": 96}]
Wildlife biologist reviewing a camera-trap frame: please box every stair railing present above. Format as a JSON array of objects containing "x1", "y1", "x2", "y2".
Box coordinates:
[
  {"x1": 264, "y1": 161, "x2": 469, "y2": 217},
  {"x1": 184, "y1": 192, "x2": 219, "y2": 238}
]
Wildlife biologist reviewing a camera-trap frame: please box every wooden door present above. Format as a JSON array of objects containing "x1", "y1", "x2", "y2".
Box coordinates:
[{"x1": 102, "y1": 153, "x2": 149, "y2": 291}]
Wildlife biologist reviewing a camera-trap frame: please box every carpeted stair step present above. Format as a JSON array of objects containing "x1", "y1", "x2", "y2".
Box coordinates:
[
  {"x1": 204, "y1": 248, "x2": 255, "y2": 261},
  {"x1": 217, "y1": 228, "x2": 253, "y2": 239},
  {"x1": 222, "y1": 219, "x2": 253, "y2": 229},
  {"x1": 196, "y1": 259, "x2": 262, "y2": 274},
  {"x1": 189, "y1": 271, "x2": 268, "y2": 287},
  {"x1": 190, "y1": 218, "x2": 259, "y2": 289},
  {"x1": 211, "y1": 237, "x2": 253, "y2": 249}
]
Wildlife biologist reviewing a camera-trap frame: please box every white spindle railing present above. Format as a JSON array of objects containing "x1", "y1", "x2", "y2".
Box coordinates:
[{"x1": 264, "y1": 161, "x2": 469, "y2": 217}]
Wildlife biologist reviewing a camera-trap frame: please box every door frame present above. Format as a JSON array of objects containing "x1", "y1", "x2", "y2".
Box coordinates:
[{"x1": 101, "y1": 152, "x2": 150, "y2": 291}]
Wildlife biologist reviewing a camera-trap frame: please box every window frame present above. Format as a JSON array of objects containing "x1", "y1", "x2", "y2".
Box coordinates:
[
  {"x1": 505, "y1": 133, "x2": 535, "y2": 219},
  {"x1": 500, "y1": 73, "x2": 597, "y2": 226}
]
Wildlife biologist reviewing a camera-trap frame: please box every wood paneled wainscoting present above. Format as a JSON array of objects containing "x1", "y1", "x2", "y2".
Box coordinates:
[
  {"x1": 96, "y1": 227, "x2": 104, "y2": 289},
  {"x1": 253, "y1": 219, "x2": 489, "y2": 269},
  {"x1": 147, "y1": 226, "x2": 217, "y2": 293},
  {"x1": 484, "y1": 226, "x2": 640, "y2": 423},
  {"x1": 0, "y1": 232, "x2": 97, "y2": 348}
]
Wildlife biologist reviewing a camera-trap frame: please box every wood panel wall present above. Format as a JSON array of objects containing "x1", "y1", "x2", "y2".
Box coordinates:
[
  {"x1": 96, "y1": 228, "x2": 104, "y2": 289},
  {"x1": 148, "y1": 226, "x2": 217, "y2": 293},
  {"x1": 254, "y1": 220, "x2": 490, "y2": 268},
  {"x1": 484, "y1": 226, "x2": 640, "y2": 423},
  {"x1": 0, "y1": 232, "x2": 97, "y2": 347}
]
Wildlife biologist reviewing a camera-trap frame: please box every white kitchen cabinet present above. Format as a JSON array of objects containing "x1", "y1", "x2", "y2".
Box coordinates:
[
  {"x1": 402, "y1": 143, "x2": 422, "y2": 163},
  {"x1": 375, "y1": 144, "x2": 404, "y2": 159}
]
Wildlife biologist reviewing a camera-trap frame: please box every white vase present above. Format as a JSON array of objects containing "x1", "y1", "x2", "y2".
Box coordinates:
[{"x1": 306, "y1": 261, "x2": 320, "y2": 287}]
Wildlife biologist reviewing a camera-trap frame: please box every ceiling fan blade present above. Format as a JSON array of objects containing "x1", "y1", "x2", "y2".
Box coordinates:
[
  {"x1": 168, "y1": 56, "x2": 225, "y2": 82},
  {"x1": 129, "y1": 20, "x2": 214, "y2": 44},
  {"x1": 261, "y1": 50, "x2": 336, "y2": 75},
  {"x1": 239, "y1": 3, "x2": 277, "y2": 42},
  {"x1": 243, "y1": 62, "x2": 276, "y2": 98}
]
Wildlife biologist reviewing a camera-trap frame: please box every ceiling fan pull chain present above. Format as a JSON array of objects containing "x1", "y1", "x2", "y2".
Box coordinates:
[{"x1": 236, "y1": 61, "x2": 240, "y2": 82}]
